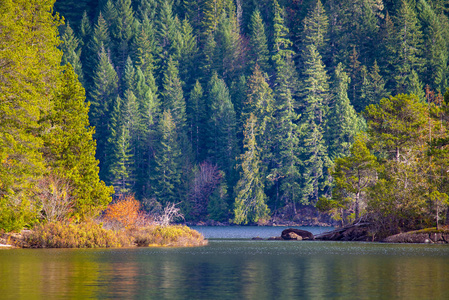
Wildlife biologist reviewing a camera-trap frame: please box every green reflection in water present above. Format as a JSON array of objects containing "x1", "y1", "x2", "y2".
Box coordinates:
[{"x1": 1, "y1": 241, "x2": 449, "y2": 299}]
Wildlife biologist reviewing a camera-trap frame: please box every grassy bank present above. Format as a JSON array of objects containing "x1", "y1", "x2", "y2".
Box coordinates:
[{"x1": 2, "y1": 221, "x2": 207, "y2": 248}]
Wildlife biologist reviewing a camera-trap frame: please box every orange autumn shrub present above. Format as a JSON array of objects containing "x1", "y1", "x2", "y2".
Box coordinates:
[{"x1": 104, "y1": 195, "x2": 140, "y2": 228}]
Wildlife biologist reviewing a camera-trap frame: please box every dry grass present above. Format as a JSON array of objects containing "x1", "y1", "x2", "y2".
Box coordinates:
[{"x1": 20, "y1": 222, "x2": 207, "y2": 248}]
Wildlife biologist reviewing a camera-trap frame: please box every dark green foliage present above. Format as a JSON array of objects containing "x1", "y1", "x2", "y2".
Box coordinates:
[{"x1": 49, "y1": 0, "x2": 449, "y2": 225}]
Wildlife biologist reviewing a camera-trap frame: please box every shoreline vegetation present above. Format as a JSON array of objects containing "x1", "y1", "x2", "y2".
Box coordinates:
[{"x1": 1, "y1": 222, "x2": 207, "y2": 249}]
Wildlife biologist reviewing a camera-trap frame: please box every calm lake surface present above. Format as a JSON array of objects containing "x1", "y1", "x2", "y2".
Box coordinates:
[{"x1": 1, "y1": 226, "x2": 449, "y2": 299}]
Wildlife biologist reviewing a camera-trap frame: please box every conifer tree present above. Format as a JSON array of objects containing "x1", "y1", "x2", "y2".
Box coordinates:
[
  {"x1": 248, "y1": 9, "x2": 270, "y2": 73},
  {"x1": 152, "y1": 110, "x2": 182, "y2": 205},
  {"x1": 60, "y1": 23, "x2": 84, "y2": 84},
  {"x1": 187, "y1": 80, "x2": 206, "y2": 161},
  {"x1": 162, "y1": 57, "x2": 187, "y2": 131},
  {"x1": 244, "y1": 65, "x2": 275, "y2": 175},
  {"x1": 85, "y1": 13, "x2": 111, "y2": 87},
  {"x1": 46, "y1": 65, "x2": 114, "y2": 220},
  {"x1": 215, "y1": 8, "x2": 244, "y2": 83},
  {"x1": 394, "y1": 0, "x2": 424, "y2": 94},
  {"x1": 0, "y1": 0, "x2": 63, "y2": 230},
  {"x1": 89, "y1": 46, "x2": 119, "y2": 179},
  {"x1": 360, "y1": 61, "x2": 389, "y2": 109},
  {"x1": 206, "y1": 75, "x2": 238, "y2": 181},
  {"x1": 301, "y1": 0, "x2": 328, "y2": 56},
  {"x1": 233, "y1": 113, "x2": 270, "y2": 224},
  {"x1": 271, "y1": 56, "x2": 302, "y2": 214},
  {"x1": 272, "y1": 0, "x2": 294, "y2": 71},
  {"x1": 132, "y1": 20, "x2": 157, "y2": 80},
  {"x1": 156, "y1": 0, "x2": 179, "y2": 64},
  {"x1": 112, "y1": 0, "x2": 136, "y2": 73},
  {"x1": 299, "y1": 44, "x2": 331, "y2": 205},
  {"x1": 79, "y1": 11, "x2": 92, "y2": 46},
  {"x1": 202, "y1": 0, "x2": 225, "y2": 36},
  {"x1": 327, "y1": 63, "x2": 361, "y2": 159},
  {"x1": 418, "y1": 0, "x2": 448, "y2": 91}
]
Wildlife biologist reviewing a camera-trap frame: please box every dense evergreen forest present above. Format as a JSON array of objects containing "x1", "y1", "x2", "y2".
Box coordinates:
[{"x1": 3, "y1": 0, "x2": 449, "y2": 232}]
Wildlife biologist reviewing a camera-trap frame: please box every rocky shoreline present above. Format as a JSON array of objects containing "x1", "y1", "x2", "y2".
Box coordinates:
[{"x1": 250, "y1": 225, "x2": 449, "y2": 244}]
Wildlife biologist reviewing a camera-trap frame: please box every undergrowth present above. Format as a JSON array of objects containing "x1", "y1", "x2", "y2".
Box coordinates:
[{"x1": 22, "y1": 222, "x2": 207, "y2": 248}]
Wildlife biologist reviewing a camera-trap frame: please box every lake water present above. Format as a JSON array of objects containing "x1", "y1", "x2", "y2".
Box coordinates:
[{"x1": 1, "y1": 226, "x2": 449, "y2": 299}]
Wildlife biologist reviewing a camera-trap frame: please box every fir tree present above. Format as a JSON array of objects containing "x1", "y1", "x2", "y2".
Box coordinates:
[
  {"x1": 248, "y1": 9, "x2": 270, "y2": 73},
  {"x1": 271, "y1": 56, "x2": 302, "y2": 214},
  {"x1": 272, "y1": 0, "x2": 294, "y2": 71},
  {"x1": 187, "y1": 80, "x2": 206, "y2": 161},
  {"x1": 59, "y1": 23, "x2": 84, "y2": 84},
  {"x1": 89, "y1": 46, "x2": 119, "y2": 179},
  {"x1": 206, "y1": 75, "x2": 238, "y2": 181},
  {"x1": 152, "y1": 110, "x2": 182, "y2": 205},
  {"x1": 394, "y1": 0, "x2": 424, "y2": 94},
  {"x1": 299, "y1": 44, "x2": 331, "y2": 205},
  {"x1": 327, "y1": 63, "x2": 361, "y2": 159},
  {"x1": 233, "y1": 113, "x2": 270, "y2": 224}
]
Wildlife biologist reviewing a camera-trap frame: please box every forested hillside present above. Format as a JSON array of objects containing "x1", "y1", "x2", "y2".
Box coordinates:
[
  {"x1": 0, "y1": 0, "x2": 113, "y2": 231},
  {"x1": 48, "y1": 0, "x2": 449, "y2": 225}
]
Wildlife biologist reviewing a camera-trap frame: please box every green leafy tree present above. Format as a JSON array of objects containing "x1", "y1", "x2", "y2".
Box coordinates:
[{"x1": 319, "y1": 134, "x2": 378, "y2": 223}]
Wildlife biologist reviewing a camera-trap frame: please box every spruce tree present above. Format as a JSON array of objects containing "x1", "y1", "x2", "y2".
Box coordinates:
[
  {"x1": 271, "y1": 56, "x2": 302, "y2": 214},
  {"x1": 60, "y1": 23, "x2": 84, "y2": 84},
  {"x1": 187, "y1": 80, "x2": 206, "y2": 161},
  {"x1": 233, "y1": 113, "x2": 270, "y2": 224},
  {"x1": 298, "y1": 44, "x2": 331, "y2": 205},
  {"x1": 89, "y1": 45, "x2": 119, "y2": 179},
  {"x1": 248, "y1": 9, "x2": 270, "y2": 73},
  {"x1": 327, "y1": 63, "x2": 361, "y2": 159},
  {"x1": 85, "y1": 13, "x2": 111, "y2": 88},
  {"x1": 152, "y1": 110, "x2": 182, "y2": 205},
  {"x1": 46, "y1": 65, "x2": 114, "y2": 220},
  {"x1": 272, "y1": 0, "x2": 294, "y2": 71},
  {"x1": 394, "y1": 0, "x2": 424, "y2": 94},
  {"x1": 206, "y1": 75, "x2": 238, "y2": 182}
]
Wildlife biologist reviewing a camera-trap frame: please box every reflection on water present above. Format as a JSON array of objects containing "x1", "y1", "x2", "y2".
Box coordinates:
[{"x1": 1, "y1": 229, "x2": 449, "y2": 299}]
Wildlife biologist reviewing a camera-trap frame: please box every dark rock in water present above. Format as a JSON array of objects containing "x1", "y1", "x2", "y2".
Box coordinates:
[
  {"x1": 252, "y1": 237, "x2": 264, "y2": 240},
  {"x1": 281, "y1": 228, "x2": 314, "y2": 240},
  {"x1": 314, "y1": 223, "x2": 373, "y2": 241},
  {"x1": 383, "y1": 231, "x2": 449, "y2": 244},
  {"x1": 268, "y1": 236, "x2": 283, "y2": 240}
]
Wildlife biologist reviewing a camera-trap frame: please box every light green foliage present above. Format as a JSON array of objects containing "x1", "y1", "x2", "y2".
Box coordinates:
[
  {"x1": 327, "y1": 63, "x2": 362, "y2": 159},
  {"x1": 46, "y1": 65, "x2": 113, "y2": 219},
  {"x1": 272, "y1": 0, "x2": 294, "y2": 70},
  {"x1": 326, "y1": 134, "x2": 378, "y2": 223},
  {"x1": 152, "y1": 110, "x2": 182, "y2": 205},
  {"x1": 233, "y1": 114, "x2": 270, "y2": 224},
  {"x1": 60, "y1": 23, "x2": 84, "y2": 83},
  {"x1": 248, "y1": 9, "x2": 270, "y2": 73},
  {"x1": 0, "y1": 0, "x2": 62, "y2": 230},
  {"x1": 206, "y1": 75, "x2": 238, "y2": 180},
  {"x1": 363, "y1": 94, "x2": 427, "y2": 161}
]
